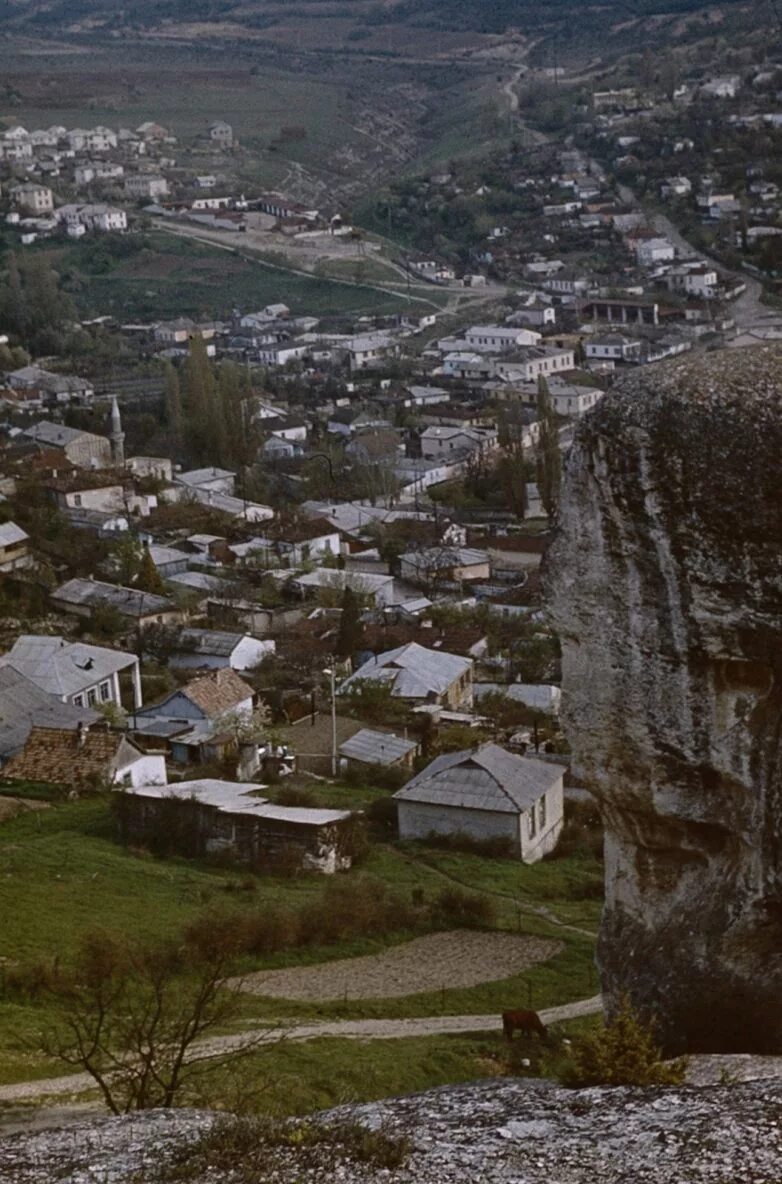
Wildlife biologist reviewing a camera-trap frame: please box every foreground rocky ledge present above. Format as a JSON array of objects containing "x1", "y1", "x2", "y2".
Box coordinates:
[{"x1": 3, "y1": 1075, "x2": 782, "y2": 1183}]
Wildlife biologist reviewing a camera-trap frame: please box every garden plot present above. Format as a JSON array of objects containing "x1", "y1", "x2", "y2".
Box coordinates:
[{"x1": 237, "y1": 931, "x2": 563, "y2": 1001}]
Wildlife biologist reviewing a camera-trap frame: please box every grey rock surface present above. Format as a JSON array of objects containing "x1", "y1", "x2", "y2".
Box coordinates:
[
  {"x1": 3, "y1": 1077, "x2": 782, "y2": 1182},
  {"x1": 548, "y1": 345, "x2": 782, "y2": 1052}
]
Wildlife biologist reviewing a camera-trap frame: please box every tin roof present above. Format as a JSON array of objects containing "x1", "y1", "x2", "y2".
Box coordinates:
[
  {"x1": 339, "y1": 728, "x2": 418, "y2": 767},
  {"x1": 394, "y1": 743, "x2": 565, "y2": 814},
  {"x1": 125, "y1": 779, "x2": 350, "y2": 826}
]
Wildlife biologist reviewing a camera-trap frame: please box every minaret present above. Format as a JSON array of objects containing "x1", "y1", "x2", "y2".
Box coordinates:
[{"x1": 110, "y1": 397, "x2": 125, "y2": 468}]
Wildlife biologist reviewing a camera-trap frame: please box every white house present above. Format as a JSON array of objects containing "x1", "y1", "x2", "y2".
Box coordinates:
[
  {"x1": 585, "y1": 334, "x2": 642, "y2": 363},
  {"x1": 0, "y1": 635, "x2": 143, "y2": 709},
  {"x1": 420, "y1": 425, "x2": 498, "y2": 459},
  {"x1": 0, "y1": 522, "x2": 31, "y2": 572},
  {"x1": 124, "y1": 174, "x2": 169, "y2": 199},
  {"x1": 56, "y1": 203, "x2": 128, "y2": 233},
  {"x1": 393, "y1": 742, "x2": 565, "y2": 863},
  {"x1": 464, "y1": 325, "x2": 541, "y2": 350},
  {"x1": 168, "y1": 630, "x2": 275, "y2": 672},
  {"x1": 9, "y1": 182, "x2": 54, "y2": 214},
  {"x1": 635, "y1": 237, "x2": 676, "y2": 266}
]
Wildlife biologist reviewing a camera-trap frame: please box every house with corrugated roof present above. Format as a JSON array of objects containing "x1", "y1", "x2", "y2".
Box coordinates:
[
  {"x1": 50, "y1": 578, "x2": 181, "y2": 629},
  {"x1": 114, "y1": 779, "x2": 355, "y2": 874},
  {"x1": 339, "y1": 642, "x2": 473, "y2": 710},
  {"x1": 0, "y1": 667, "x2": 100, "y2": 764},
  {"x1": 338, "y1": 727, "x2": 419, "y2": 771},
  {"x1": 0, "y1": 635, "x2": 143, "y2": 709},
  {"x1": 393, "y1": 742, "x2": 565, "y2": 862}
]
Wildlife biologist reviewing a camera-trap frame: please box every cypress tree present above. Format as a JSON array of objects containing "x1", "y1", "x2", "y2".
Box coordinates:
[
  {"x1": 336, "y1": 585, "x2": 364, "y2": 660},
  {"x1": 535, "y1": 375, "x2": 562, "y2": 520}
]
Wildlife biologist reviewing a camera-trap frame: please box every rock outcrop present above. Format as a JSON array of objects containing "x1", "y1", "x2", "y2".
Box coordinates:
[
  {"x1": 4, "y1": 1077, "x2": 782, "y2": 1182},
  {"x1": 548, "y1": 346, "x2": 782, "y2": 1052}
]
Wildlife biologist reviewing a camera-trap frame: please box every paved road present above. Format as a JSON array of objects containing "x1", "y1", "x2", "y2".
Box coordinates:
[{"x1": 0, "y1": 996, "x2": 603, "y2": 1104}]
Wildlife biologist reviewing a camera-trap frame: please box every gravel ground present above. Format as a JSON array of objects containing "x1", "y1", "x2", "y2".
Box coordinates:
[{"x1": 236, "y1": 932, "x2": 563, "y2": 1001}]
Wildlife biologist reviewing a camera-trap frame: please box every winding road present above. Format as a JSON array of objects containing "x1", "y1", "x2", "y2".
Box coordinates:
[{"x1": 0, "y1": 995, "x2": 603, "y2": 1105}]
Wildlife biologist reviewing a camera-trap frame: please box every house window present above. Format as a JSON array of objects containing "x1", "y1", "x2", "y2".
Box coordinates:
[
  {"x1": 527, "y1": 808, "x2": 537, "y2": 840},
  {"x1": 73, "y1": 694, "x2": 84, "y2": 707},
  {"x1": 538, "y1": 794, "x2": 547, "y2": 830},
  {"x1": 87, "y1": 688, "x2": 97, "y2": 706},
  {"x1": 73, "y1": 494, "x2": 82, "y2": 507},
  {"x1": 100, "y1": 680, "x2": 111, "y2": 702}
]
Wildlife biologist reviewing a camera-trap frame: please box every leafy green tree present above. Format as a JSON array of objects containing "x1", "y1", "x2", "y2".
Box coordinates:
[{"x1": 535, "y1": 376, "x2": 562, "y2": 519}]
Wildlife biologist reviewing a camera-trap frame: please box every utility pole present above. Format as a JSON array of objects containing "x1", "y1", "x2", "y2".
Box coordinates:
[{"x1": 323, "y1": 664, "x2": 338, "y2": 776}]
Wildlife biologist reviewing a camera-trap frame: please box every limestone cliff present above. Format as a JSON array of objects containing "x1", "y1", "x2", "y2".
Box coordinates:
[
  {"x1": 548, "y1": 345, "x2": 782, "y2": 1053},
  {"x1": 5, "y1": 1076, "x2": 782, "y2": 1182}
]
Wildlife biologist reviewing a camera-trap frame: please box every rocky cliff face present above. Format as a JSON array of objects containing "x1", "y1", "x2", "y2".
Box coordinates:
[
  {"x1": 548, "y1": 346, "x2": 782, "y2": 1053},
  {"x1": 4, "y1": 1076, "x2": 782, "y2": 1183}
]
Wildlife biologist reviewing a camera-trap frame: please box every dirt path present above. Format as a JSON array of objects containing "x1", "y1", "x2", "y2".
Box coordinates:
[
  {"x1": 235, "y1": 932, "x2": 563, "y2": 1001},
  {"x1": 153, "y1": 222, "x2": 447, "y2": 312},
  {"x1": 0, "y1": 996, "x2": 603, "y2": 1105}
]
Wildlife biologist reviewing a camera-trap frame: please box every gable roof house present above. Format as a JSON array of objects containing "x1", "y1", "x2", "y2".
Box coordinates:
[
  {"x1": 167, "y1": 630, "x2": 275, "y2": 673},
  {"x1": 338, "y1": 727, "x2": 419, "y2": 771},
  {"x1": 19, "y1": 420, "x2": 111, "y2": 468},
  {"x1": 399, "y1": 547, "x2": 490, "y2": 591},
  {"x1": 0, "y1": 667, "x2": 101, "y2": 764},
  {"x1": 339, "y1": 642, "x2": 473, "y2": 710},
  {"x1": 9, "y1": 369, "x2": 94, "y2": 406},
  {"x1": 50, "y1": 578, "x2": 181, "y2": 629},
  {"x1": 134, "y1": 667, "x2": 255, "y2": 727},
  {"x1": 0, "y1": 522, "x2": 31, "y2": 572},
  {"x1": 393, "y1": 742, "x2": 565, "y2": 862},
  {"x1": 2, "y1": 723, "x2": 166, "y2": 790},
  {"x1": 0, "y1": 635, "x2": 143, "y2": 709}
]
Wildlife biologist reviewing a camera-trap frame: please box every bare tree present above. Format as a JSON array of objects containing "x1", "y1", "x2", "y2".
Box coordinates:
[{"x1": 38, "y1": 920, "x2": 266, "y2": 1114}]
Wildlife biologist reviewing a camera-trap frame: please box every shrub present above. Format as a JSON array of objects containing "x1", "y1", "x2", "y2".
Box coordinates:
[
  {"x1": 431, "y1": 887, "x2": 496, "y2": 929},
  {"x1": 423, "y1": 830, "x2": 515, "y2": 859},
  {"x1": 163, "y1": 1114, "x2": 410, "y2": 1181},
  {"x1": 559, "y1": 996, "x2": 688, "y2": 1088},
  {"x1": 549, "y1": 797, "x2": 604, "y2": 861},
  {"x1": 367, "y1": 794, "x2": 398, "y2": 839},
  {"x1": 274, "y1": 785, "x2": 317, "y2": 808}
]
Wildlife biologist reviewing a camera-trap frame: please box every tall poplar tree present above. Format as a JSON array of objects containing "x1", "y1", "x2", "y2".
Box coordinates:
[{"x1": 535, "y1": 376, "x2": 562, "y2": 520}]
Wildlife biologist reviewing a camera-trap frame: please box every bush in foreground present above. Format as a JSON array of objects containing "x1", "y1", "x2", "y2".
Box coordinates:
[
  {"x1": 559, "y1": 996, "x2": 688, "y2": 1088},
  {"x1": 163, "y1": 1114, "x2": 411, "y2": 1181}
]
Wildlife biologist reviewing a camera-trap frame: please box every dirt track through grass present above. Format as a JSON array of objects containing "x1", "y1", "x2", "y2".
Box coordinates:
[{"x1": 236, "y1": 931, "x2": 563, "y2": 1001}]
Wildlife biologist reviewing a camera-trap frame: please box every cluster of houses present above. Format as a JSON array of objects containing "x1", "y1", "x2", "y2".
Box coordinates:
[
  {"x1": 591, "y1": 63, "x2": 782, "y2": 282},
  {"x1": 1, "y1": 116, "x2": 248, "y2": 245}
]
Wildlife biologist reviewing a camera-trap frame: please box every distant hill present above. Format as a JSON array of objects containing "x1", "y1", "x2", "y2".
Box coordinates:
[{"x1": 0, "y1": 0, "x2": 749, "y2": 38}]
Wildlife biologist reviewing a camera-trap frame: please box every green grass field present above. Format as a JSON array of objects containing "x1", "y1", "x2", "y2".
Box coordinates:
[
  {"x1": 0, "y1": 794, "x2": 601, "y2": 1093},
  {"x1": 40, "y1": 232, "x2": 419, "y2": 321}
]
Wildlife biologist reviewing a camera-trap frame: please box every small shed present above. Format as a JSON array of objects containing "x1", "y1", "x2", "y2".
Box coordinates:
[
  {"x1": 393, "y1": 742, "x2": 565, "y2": 863},
  {"x1": 114, "y1": 779, "x2": 355, "y2": 873},
  {"x1": 339, "y1": 728, "x2": 419, "y2": 770}
]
